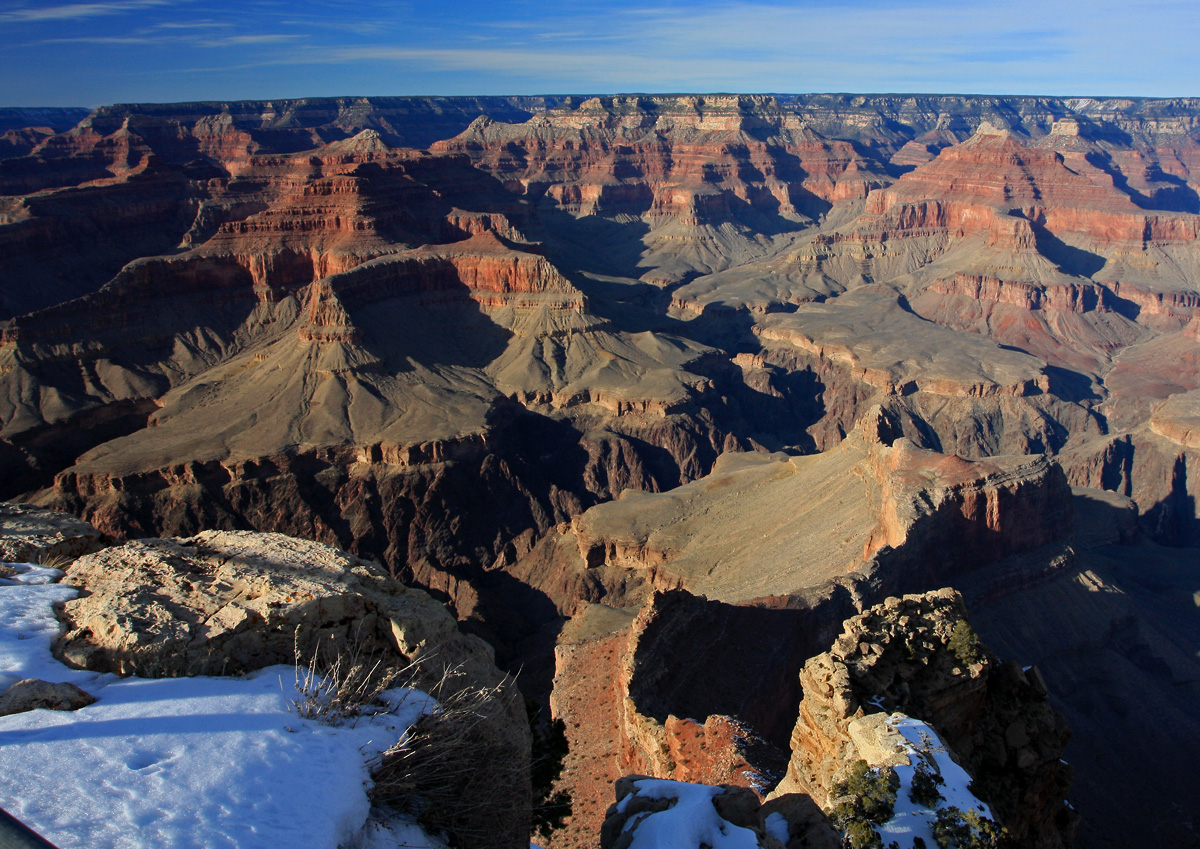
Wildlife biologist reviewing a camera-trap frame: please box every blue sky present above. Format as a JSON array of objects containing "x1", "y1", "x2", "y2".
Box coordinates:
[{"x1": 2, "y1": 0, "x2": 1197, "y2": 107}]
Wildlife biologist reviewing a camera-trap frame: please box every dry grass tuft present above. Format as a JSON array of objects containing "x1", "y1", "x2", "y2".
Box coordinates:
[
  {"x1": 289, "y1": 631, "x2": 409, "y2": 727},
  {"x1": 368, "y1": 666, "x2": 527, "y2": 849}
]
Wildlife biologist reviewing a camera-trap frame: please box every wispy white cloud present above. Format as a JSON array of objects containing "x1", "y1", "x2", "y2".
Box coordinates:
[
  {"x1": 39, "y1": 35, "x2": 162, "y2": 43},
  {"x1": 0, "y1": 0, "x2": 171, "y2": 23},
  {"x1": 152, "y1": 19, "x2": 232, "y2": 29},
  {"x1": 4, "y1": 0, "x2": 1198, "y2": 105},
  {"x1": 188, "y1": 0, "x2": 1193, "y2": 98},
  {"x1": 198, "y1": 33, "x2": 306, "y2": 45}
]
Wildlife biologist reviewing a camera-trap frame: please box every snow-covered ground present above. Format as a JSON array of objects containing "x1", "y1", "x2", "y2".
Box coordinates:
[
  {"x1": 613, "y1": 779, "x2": 763, "y2": 849},
  {"x1": 875, "y1": 714, "x2": 993, "y2": 849},
  {"x1": 0, "y1": 564, "x2": 443, "y2": 849}
]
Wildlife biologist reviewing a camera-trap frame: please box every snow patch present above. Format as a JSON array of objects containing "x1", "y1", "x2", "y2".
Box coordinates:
[
  {"x1": 871, "y1": 714, "x2": 992, "y2": 849},
  {"x1": 620, "y1": 779, "x2": 761, "y2": 849},
  {"x1": 764, "y1": 811, "x2": 789, "y2": 843},
  {"x1": 0, "y1": 568, "x2": 438, "y2": 849}
]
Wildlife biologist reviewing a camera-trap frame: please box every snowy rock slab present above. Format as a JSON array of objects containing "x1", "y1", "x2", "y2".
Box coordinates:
[
  {"x1": 600, "y1": 776, "x2": 786, "y2": 849},
  {"x1": 0, "y1": 577, "x2": 436, "y2": 849}
]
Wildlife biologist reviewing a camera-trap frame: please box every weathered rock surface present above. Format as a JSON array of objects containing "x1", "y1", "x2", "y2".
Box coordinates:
[
  {"x1": 775, "y1": 589, "x2": 1074, "y2": 849},
  {"x1": 0, "y1": 502, "x2": 104, "y2": 564},
  {"x1": 0, "y1": 678, "x2": 96, "y2": 717},
  {"x1": 54, "y1": 529, "x2": 532, "y2": 848}
]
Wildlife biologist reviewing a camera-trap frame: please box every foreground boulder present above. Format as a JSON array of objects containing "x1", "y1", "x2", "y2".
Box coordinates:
[
  {"x1": 0, "y1": 502, "x2": 105, "y2": 565},
  {"x1": 0, "y1": 678, "x2": 96, "y2": 717},
  {"x1": 53, "y1": 529, "x2": 532, "y2": 849}
]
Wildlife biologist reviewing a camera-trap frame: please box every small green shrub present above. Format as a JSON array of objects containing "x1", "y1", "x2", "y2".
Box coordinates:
[
  {"x1": 932, "y1": 806, "x2": 1008, "y2": 849},
  {"x1": 844, "y1": 819, "x2": 883, "y2": 849},
  {"x1": 831, "y1": 760, "x2": 899, "y2": 848},
  {"x1": 947, "y1": 619, "x2": 982, "y2": 666},
  {"x1": 909, "y1": 761, "x2": 946, "y2": 808}
]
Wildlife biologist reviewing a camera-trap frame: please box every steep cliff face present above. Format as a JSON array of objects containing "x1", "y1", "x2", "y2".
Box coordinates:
[
  {"x1": 519, "y1": 410, "x2": 1076, "y2": 848},
  {"x1": 434, "y1": 95, "x2": 888, "y2": 215},
  {"x1": 520, "y1": 407, "x2": 1074, "y2": 613},
  {"x1": 774, "y1": 589, "x2": 1074, "y2": 849},
  {"x1": 0, "y1": 133, "x2": 724, "y2": 654},
  {"x1": 967, "y1": 488, "x2": 1200, "y2": 849},
  {"x1": 432, "y1": 95, "x2": 892, "y2": 286}
]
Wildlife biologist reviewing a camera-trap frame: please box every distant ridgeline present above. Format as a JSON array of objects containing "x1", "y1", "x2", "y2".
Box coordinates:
[{"x1": 0, "y1": 107, "x2": 90, "y2": 134}]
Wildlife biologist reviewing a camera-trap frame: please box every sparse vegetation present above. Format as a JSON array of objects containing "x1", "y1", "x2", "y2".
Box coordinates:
[
  {"x1": 368, "y1": 666, "x2": 525, "y2": 849},
  {"x1": 909, "y1": 761, "x2": 946, "y2": 808},
  {"x1": 289, "y1": 630, "x2": 551, "y2": 848},
  {"x1": 947, "y1": 619, "x2": 982, "y2": 667},
  {"x1": 290, "y1": 631, "x2": 402, "y2": 727},
  {"x1": 843, "y1": 819, "x2": 883, "y2": 849},
  {"x1": 932, "y1": 806, "x2": 1009, "y2": 849},
  {"x1": 830, "y1": 760, "x2": 900, "y2": 849},
  {"x1": 30, "y1": 549, "x2": 75, "y2": 570}
]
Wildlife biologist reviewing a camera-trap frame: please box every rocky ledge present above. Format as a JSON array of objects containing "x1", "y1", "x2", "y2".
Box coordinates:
[
  {"x1": 0, "y1": 502, "x2": 104, "y2": 565},
  {"x1": 774, "y1": 588, "x2": 1075, "y2": 849},
  {"x1": 42, "y1": 528, "x2": 532, "y2": 849}
]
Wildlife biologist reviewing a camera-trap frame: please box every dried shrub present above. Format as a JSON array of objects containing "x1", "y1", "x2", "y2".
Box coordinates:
[
  {"x1": 368, "y1": 667, "x2": 527, "y2": 849},
  {"x1": 290, "y1": 631, "x2": 404, "y2": 727}
]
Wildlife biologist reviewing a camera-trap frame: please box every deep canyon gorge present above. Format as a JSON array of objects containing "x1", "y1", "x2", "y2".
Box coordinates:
[{"x1": 2, "y1": 93, "x2": 1199, "y2": 848}]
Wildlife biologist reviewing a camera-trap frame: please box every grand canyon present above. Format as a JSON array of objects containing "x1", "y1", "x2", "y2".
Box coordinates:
[{"x1": 2, "y1": 93, "x2": 1199, "y2": 849}]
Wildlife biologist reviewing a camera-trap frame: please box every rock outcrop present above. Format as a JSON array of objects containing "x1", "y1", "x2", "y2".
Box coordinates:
[
  {"x1": 599, "y1": 776, "x2": 794, "y2": 849},
  {"x1": 523, "y1": 411, "x2": 1077, "y2": 848},
  {"x1": 53, "y1": 529, "x2": 532, "y2": 848},
  {"x1": 775, "y1": 589, "x2": 1074, "y2": 849},
  {"x1": 0, "y1": 502, "x2": 105, "y2": 565}
]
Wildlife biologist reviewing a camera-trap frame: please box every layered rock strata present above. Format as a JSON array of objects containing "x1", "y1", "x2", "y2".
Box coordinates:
[
  {"x1": 526, "y1": 410, "x2": 1076, "y2": 848},
  {"x1": 2, "y1": 93, "x2": 1198, "y2": 849},
  {"x1": 516, "y1": 406, "x2": 1074, "y2": 615}
]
